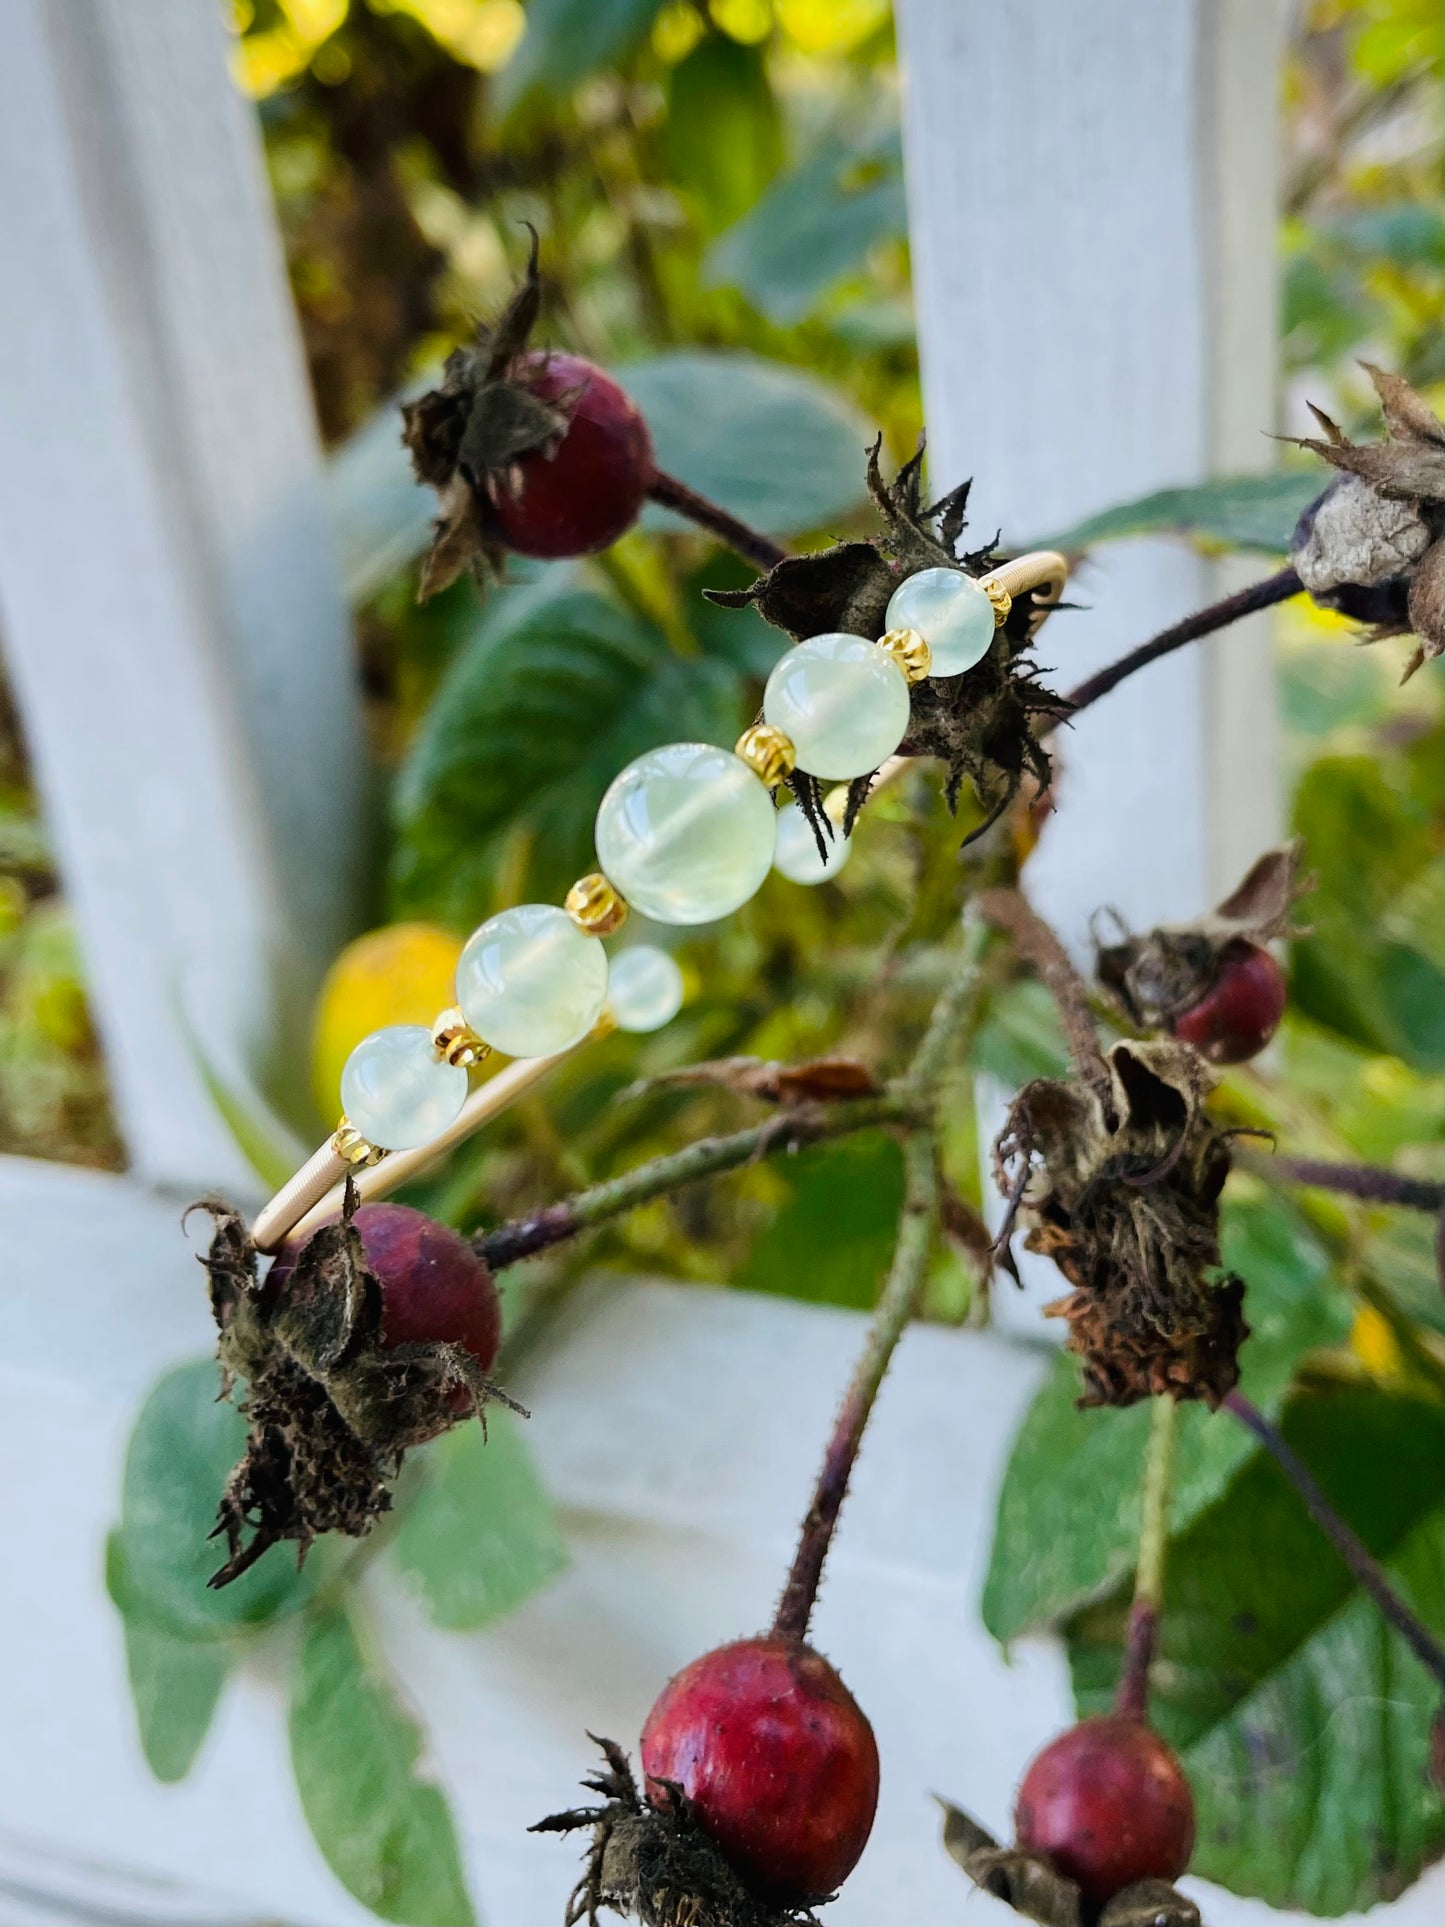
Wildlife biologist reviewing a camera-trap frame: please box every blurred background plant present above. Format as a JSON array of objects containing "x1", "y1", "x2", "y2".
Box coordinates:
[{"x1": 0, "y1": 0, "x2": 1439, "y2": 1920}]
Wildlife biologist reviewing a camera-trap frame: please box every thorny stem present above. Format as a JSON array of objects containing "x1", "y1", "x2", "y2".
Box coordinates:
[
  {"x1": 475, "y1": 1093, "x2": 913, "y2": 1271},
  {"x1": 646, "y1": 466, "x2": 789, "y2": 572},
  {"x1": 772, "y1": 922, "x2": 990, "y2": 1643},
  {"x1": 1115, "y1": 1395, "x2": 1179, "y2": 1720},
  {"x1": 1241, "y1": 1151, "x2": 1445, "y2": 1215},
  {"x1": 772, "y1": 1129, "x2": 938, "y2": 1642},
  {"x1": 1224, "y1": 1390, "x2": 1445, "y2": 1688},
  {"x1": 973, "y1": 888, "x2": 1110, "y2": 1100},
  {"x1": 1061, "y1": 567, "x2": 1303, "y2": 719}
]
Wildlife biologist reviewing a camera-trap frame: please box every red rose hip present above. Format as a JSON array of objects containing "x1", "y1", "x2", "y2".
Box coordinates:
[
  {"x1": 639, "y1": 1636, "x2": 879, "y2": 1901},
  {"x1": 1170, "y1": 939, "x2": 1286, "y2": 1064},
  {"x1": 1015, "y1": 1716, "x2": 1195, "y2": 1904},
  {"x1": 490, "y1": 352, "x2": 653, "y2": 558},
  {"x1": 269, "y1": 1203, "x2": 500, "y2": 1415}
]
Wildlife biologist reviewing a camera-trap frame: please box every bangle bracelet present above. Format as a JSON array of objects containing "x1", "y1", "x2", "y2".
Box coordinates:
[{"x1": 251, "y1": 550, "x2": 1067, "y2": 1253}]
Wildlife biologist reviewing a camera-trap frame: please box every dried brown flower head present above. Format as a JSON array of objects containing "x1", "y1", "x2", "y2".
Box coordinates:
[
  {"x1": 197, "y1": 1189, "x2": 516, "y2": 1587},
  {"x1": 993, "y1": 1039, "x2": 1247, "y2": 1409},
  {"x1": 533, "y1": 1740, "x2": 821, "y2": 1927},
  {"x1": 1290, "y1": 364, "x2": 1445, "y2": 681},
  {"x1": 705, "y1": 441, "x2": 1065, "y2": 855}
]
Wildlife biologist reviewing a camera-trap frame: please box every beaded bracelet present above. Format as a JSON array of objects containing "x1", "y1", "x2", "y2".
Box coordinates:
[{"x1": 251, "y1": 549, "x2": 1068, "y2": 1252}]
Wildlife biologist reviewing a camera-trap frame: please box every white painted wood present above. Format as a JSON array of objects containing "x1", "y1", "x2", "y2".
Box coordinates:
[
  {"x1": 2, "y1": 1153, "x2": 1440, "y2": 1926},
  {"x1": 0, "y1": 0, "x2": 364, "y2": 1190},
  {"x1": 895, "y1": 0, "x2": 1286, "y2": 950}
]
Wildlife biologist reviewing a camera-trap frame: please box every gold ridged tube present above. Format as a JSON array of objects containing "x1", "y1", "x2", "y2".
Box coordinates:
[
  {"x1": 284, "y1": 1021, "x2": 613, "y2": 1246},
  {"x1": 252, "y1": 1140, "x2": 354, "y2": 1254},
  {"x1": 979, "y1": 549, "x2": 1069, "y2": 636}
]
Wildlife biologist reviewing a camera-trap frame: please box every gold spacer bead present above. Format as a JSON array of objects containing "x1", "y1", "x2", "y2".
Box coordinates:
[
  {"x1": 734, "y1": 721, "x2": 796, "y2": 787},
  {"x1": 876, "y1": 625, "x2": 932, "y2": 683},
  {"x1": 431, "y1": 1006, "x2": 489, "y2": 1067},
  {"x1": 566, "y1": 872, "x2": 629, "y2": 937},
  {"x1": 332, "y1": 1117, "x2": 386, "y2": 1166},
  {"x1": 984, "y1": 578, "x2": 1013, "y2": 627}
]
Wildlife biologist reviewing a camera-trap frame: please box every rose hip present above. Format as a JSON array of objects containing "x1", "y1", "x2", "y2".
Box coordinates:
[
  {"x1": 639, "y1": 1636, "x2": 879, "y2": 1901},
  {"x1": 1170, "y1": 939, "x2": 1287, "y2": 1064},
  {"x1": 1015, "y1": 1715, "x2": 1195, "y2": 1904},
  {"x1": 490, "y1": 352, "x2": 653, "y2": 558},
  {"x1": 269, "y1": 1202, "x2": 500, "y2": 1415}
]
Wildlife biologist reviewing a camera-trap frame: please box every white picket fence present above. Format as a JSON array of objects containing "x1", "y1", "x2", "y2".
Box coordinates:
[{"x1": 1, "y1": 1, "x2": 1439, "y2": 1923}]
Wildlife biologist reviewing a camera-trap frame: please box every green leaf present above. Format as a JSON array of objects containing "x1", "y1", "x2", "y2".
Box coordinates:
[
  {"x1": 1040, "y1": 472, "x2": 1323, "y2": 556},
  {"x1": 117, "y1": 1587, "x2": 231, "y2": 1783},
  {"x1": 392, "y1": 578, "x2": 743, "y2": 924},
  {"x1": 628, "y1": 351, "x2": 874, "y2": 537},
  {"x1": 704, "y1": 134, "x2": 907, "y2": 324},
  {"x1": 290, "y1": 1607, "x2": 476, "y2": 1926},
  {"x1": 1069, "y1": 1386, "x2": 1445, "y2": 1915},
  {"x1": 392, "y1": 1409, "x2": 569, "y2": 1629},
  {"x1": 981, "y1": 1195, "x2": 1350, "y2": 1644},
  {"x1": 1290, "y1": 745, "x2": 1445, "y2": 1073},
  {"x1": 664, "y1": 35, "x2": 783, "y2": 231},
  {"x1": 739, "y1": 1130, "x2": 905, "y2": 1310},
  {"x1": 496, "y1": 0, "x2": 664, "y2": 115},
  {"x1": 973, "y1": 979, "x2": 1071, "y2": 1087},
  {"x1": 110, "y1": 1360, "x2": 316, "y2": 1639}
]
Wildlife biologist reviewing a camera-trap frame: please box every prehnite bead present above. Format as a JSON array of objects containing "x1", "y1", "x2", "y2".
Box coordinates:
[
  {"x1": 607, "y1": 945, "x2": 685, "y2": 1033},
  {"x1": 595, "y1": 743, "x2": 776, "y2": 925},
  {"x1": 457, "y1": 903, "x2": 609, "y2": 1058},
  {"x1": 763, "y1": 632, "x2": 910, "y2": 780},
  {"x1": 884, "y1": 567, "x2": 996, "y2": 676},
  {"x1": 339, "y1": 1024, "x2": 468, "y2": 1151},
  {"x1": 773, "y1": 803, "x2": 851, "y2": 886}
]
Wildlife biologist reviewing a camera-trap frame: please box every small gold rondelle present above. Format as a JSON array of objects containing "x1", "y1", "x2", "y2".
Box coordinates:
[
  {"x1": 734, "y1": 721, "x2": 797, "y2": 787},
  {"x1": 333, "y1": 1116, "x2": 386, "y2": 1166},
  {"x1": 566, "y1": 872, "x2": 630, "y2": 937},
  {"x1": 984, "y1": 579, "x2": 1013, "y2": 627},
  {"x1": 431, "y1": 1006, "x2": 489, "y2": 1067},
  {"x1": 876, "y1": 626, "x2": 932, "y2": 684}
]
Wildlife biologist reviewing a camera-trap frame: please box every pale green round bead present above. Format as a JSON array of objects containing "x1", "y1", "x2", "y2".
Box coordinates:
[
  {"x1": 773, "y1": 803, "x2": 851, "y2": 886},
  {"x1": 763, "y1": 632, "x2": 910, "y2": 780},
  {"x1": 340, "y1": 1024, "x2": 467, "y2": 1151},
  {"x1": 607, "y1": 945, "x2": 685, "y2": 1033},
  {"x1": 885, "y1": 567, "x2": 996, "y2": 676},
  {"x1": 457, "y1": 903, "x2": 609, "y2": 1058},
  {"x1": 595, "y1": 743, "x2": 776, "y2": 926}
]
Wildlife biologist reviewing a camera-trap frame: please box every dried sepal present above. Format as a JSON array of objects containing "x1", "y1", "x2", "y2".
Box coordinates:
[
  {"x1": 705, "y1": 440, "x2": 1065, "y2": 843},
  {"x1": 1290, "y1": 365, "x2": 1445, "y2": 679},
  {"x1": 533, "y1": 1739, "x2": 823, "y2": 1927},
  {"x1": 1095, "y1": 840, "x2": 1311, "y2": 1031},
  {"x1": 994, "y1": 1039, "x2": 1248, "y2": 1408},
  {"x1": 939, "y1": 1803, "x2": 1200, "y2": 1927},
  {"x1": 401, "y1": 229, "x2": 577, "y2": 597},
  {"x1": 196, "y1": 1187, "x2": 517, "y2": 1587}
]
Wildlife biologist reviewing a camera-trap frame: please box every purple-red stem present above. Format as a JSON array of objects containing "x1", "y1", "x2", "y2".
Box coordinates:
[
  {"x1": 1063, "y1": 566, "x2": 1303, "y2": 718},
  {"x1": 772, "y1": 1130, "x2": 938, "y2": 1643},
  {"x1": 1255, "y1": 1154, "x2": 1445, "y2": 1215},
  {"x1": 646, "y1": 466, "x2": 788, "y2": 572},
  {"x1": 1225, "y1": 1390, "x2": 1445, "y2": 1686},
  {"x1": 1114, "y1": 1601, "x2": 1161, "y2": 1721}
]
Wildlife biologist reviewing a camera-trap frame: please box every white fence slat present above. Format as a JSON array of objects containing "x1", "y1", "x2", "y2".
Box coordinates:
[
  {"x1": 895, "y1": 0, "x2": 1286, "y2": 950},
  {"x1": 0, "y1": 0, "x2": 364, "y2": 1190},
  {"x1": 3, "y1": 1163, "x2": 1440, "y2": 1927}
]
